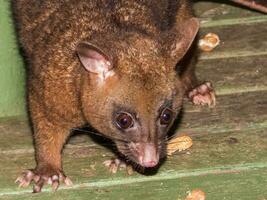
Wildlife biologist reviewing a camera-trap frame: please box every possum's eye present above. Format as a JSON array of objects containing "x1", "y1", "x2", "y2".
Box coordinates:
[
  {"x1": 115, "y1": 113, "x2": 134, "y2": 130},
  {"x1": 160, "y1": 108, "x2": 173, "y2": 125}
]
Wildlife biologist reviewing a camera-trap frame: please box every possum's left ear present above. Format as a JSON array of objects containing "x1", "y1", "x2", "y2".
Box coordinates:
[
  {"x1": 170, "y1": 17, "x2": 199, "y2": 62},
  {"x1": 76, "y1": 42, "x2": 113, "y2": 80}
]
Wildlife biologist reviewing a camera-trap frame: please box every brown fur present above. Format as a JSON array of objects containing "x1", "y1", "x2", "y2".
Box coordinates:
[{"x1": 12, "y1": 0, "x2": 200, "y2": 189}]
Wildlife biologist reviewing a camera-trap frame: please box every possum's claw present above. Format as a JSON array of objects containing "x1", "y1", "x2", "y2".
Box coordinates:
[
  {"x1": 15, "y1": 170, "x2": 36, "y2": 188},
  {"x1": 188, "y1": 81, "x2": 216, "y2": 107},
  {"x1": 103, "y1": 158, "x2": 133, "y2": 175},
  {"x1": 15, "y1": 169, "x2": 73, "y2": 193}
]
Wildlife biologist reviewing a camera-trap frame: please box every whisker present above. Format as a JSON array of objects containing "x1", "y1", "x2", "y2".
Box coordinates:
[
  {"x1": 71, "y1": 128, "x2": 103, "y2": 137},
  {"x1": 166, "y1": 133, "x2": 181, "y2": 140},
  {"x1": 166, "y1": 140, "x2": 192, "y2": 145},
  {"x1": 165, "y1": 137, "x2": 205, "y2": 144}
]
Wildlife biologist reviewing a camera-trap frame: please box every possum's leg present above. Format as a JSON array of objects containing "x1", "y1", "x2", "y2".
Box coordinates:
[
  {"x1": 16, "y1": 92, "x2": 73, "y2": 192},
  {"x1": 16, "y1": 124, "x2": 73, "y2": 192},
  {"x1": 179, "y1": 41, "x2": 216, "y2": 107}
]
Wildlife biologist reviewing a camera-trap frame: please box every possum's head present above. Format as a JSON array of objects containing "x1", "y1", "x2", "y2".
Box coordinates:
[{"x1": 77, "y1": 18, "x2": 199, "y2": 168}]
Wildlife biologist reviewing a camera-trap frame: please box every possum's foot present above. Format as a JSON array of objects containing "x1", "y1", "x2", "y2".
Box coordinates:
[
  {"x1": 188, "y1": 81, "x2": 216, "y2": 107},
  {"x1": 103, "y1": 158, "x2": 134, "y2": 175},
  {"x1": 15, "y1": 168, "x2": 73, "y2": 193}
]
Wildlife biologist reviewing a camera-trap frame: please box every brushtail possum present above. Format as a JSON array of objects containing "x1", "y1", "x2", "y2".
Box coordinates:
[{"x1": 13, "y1": 0, "x2": 228, "y2": 193}]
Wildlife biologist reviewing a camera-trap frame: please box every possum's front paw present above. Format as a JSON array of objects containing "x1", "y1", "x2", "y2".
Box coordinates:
[
  {"x1": 188, "y1": 81, "x2": 216, "y2": 107},
  {"x1": 103, "y1": 158, "x2": 134, "y2": 175},
  {"x1": 15, "y1": 166, "x2": 73, "y2": 193}
]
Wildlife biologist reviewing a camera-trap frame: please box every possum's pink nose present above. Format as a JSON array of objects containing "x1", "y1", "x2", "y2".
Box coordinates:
[
  {"x1": 142, "y1": 160, "x2": 157, "y2": 168},
  {"x1": 139, "y1": 143, "x2": 159, "y2": 168}
]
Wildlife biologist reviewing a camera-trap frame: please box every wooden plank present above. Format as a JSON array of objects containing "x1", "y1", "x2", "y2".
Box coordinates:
[
  {"x1": 194, "y1": 1, "x2": 264, "y2": 21},
  {"x1": 180, "y1": 91, "x2": 267, "y2": 134},
  {"x1": 0, "y1": 118, "x2": 32, "y2": 152},
  {"x1": 0, "y1": 118, "x2": 100, "y2": 152},
  {"x1": 195, "y1": 55, "x2": 267, "y2": 95},
  {"x1": 194, "y1": 1, "x2": 267, "y2": 28},
  {"x1": 163, "y1": 129, "x2": 267, "y2": 171},
  {"x1": 1, "y1": 127, "x2": 267, "y2": 194},
  {"x1": 1, "y1": 167, "x2": 267, "y2": 199},
  {"x1": 200, "y1": 15, "x2": 267, "y2": 28},
  {"x1": 198, "y1": 22, "x2": 267, "y2": 60},
  {"x1": 229, "y1": 0, "x2": 267, "y2": 14}
]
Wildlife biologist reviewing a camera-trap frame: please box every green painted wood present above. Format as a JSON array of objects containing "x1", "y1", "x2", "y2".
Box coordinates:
[
  {"x1": 198, "y1": 22, "x2": 267, "y2": 60},
  {"x1": 0, "y1": 0, "x2": 26, "y2": 118},
  {"x1": 0, "y1": 118, "x2": 32, "y2": 151},
  {"x1": 194, "y1": 1, "x2": 264, "y2": 22},
  {"x1": 1, "y1": 125, "x2": 267, "y2": 194},
  {"x1": 194, "y1": 1, "x2": 267, "y2": 28},
  {"x1": 201, "y1": 15, "x2": 267, "y2": 28},
  {"x1": 196, "y1": 55, "x2": 267, "y2": 95},
  {"x1": 1, "y1": 167, "x2": 267, "y2": 199},
  {"x1": 180, "y1": 91, "x2": 267, "y2": 134}
]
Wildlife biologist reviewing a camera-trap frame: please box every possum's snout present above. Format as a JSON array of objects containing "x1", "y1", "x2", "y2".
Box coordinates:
[
  {"x1": 138, "y1": 143, "x2": 159, "y2": 168},
  {"x1": 125, "y1": 142, "x2": 160, "y2": 168}
]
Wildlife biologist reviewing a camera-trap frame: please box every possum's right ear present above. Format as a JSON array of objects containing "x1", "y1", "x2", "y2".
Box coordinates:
[{"x1": 76, "y1": 42, "x2": 113, "y2": 79}]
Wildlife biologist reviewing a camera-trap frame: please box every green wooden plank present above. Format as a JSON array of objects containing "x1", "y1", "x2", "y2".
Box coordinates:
[
  {"x1": 180, "y1": 91, "x2": 267, "y2": 134},
  {"x1": 196, "y1": 55, "x2": 267, "y2": 95},
  {"x1": 0, "y1": 0, "x2": 26, "y2": 118},
  {"x1": 163, "y1": 129, "x2": 267, "y2": 171},
  {"x1": 200, "y1": 15, "x2": 267, "y2": 28},
  {"x1": 0, "y1": 117, "x2": 98, "y2": 152},
  {"x1": 194, "y1": 1, "x2": 267, "y2": 27},
  {"x1": 1, "y1": 167, "x2": 267, "y2": 199},
  {"x1": 199, "y1": 22, "x2": 267, "y2": 60},
  {"x1": 194, "y1": 1, "x2": 264, "y2": 21},
  {"x1": 1, "y1": 127, "x2": 267, "y2": 194},
  {"x1": 0, "y1": 118, "x2": 32, "y2": 152}
]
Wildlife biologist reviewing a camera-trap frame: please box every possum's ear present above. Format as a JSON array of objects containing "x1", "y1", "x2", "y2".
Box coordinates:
[
  {"x1": 76, "y1": 42, "x2": 113, "y2": 79},
  {"x1": 170, "y1": 18, "x2": 199, "y2": 61}
]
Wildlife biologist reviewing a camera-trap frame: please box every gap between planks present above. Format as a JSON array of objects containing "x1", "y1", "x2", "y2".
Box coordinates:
[
  {"x1": 1, "y1": 162, "x2": 267, "y2": 197},
  {"x1": 200, "y1": 15, "x2": 267, "y2": 28}
]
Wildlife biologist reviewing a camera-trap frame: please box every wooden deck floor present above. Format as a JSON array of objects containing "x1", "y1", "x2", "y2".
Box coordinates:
[{"x1": 0, "y1": 1, "x2": 267, "y2": 200}]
